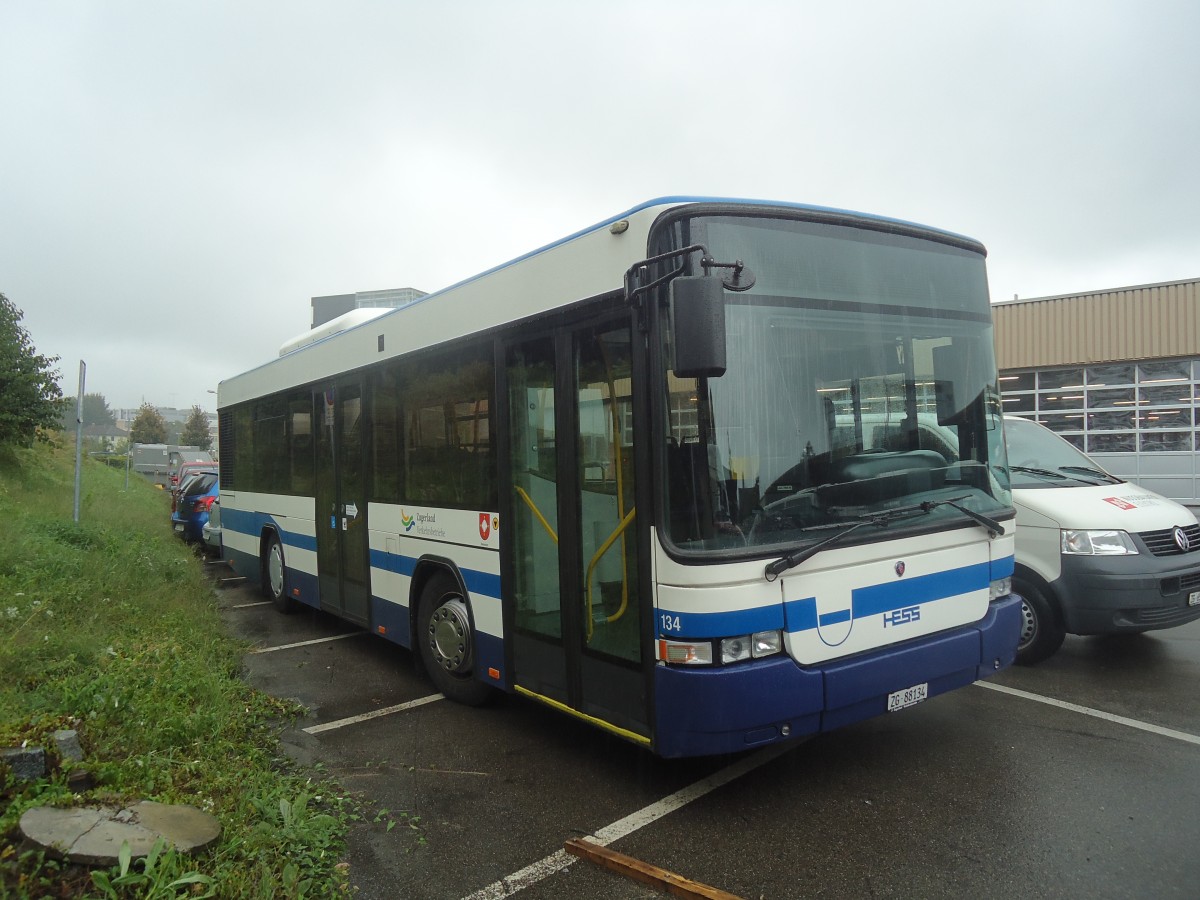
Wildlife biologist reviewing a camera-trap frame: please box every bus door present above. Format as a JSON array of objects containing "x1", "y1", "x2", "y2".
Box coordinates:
[
  {"x1": 504, "y1": 319, "x2": 649, "y2": 742},
  {"x1": 314, "y1": 379, "x2": 371, "y2": 627}
]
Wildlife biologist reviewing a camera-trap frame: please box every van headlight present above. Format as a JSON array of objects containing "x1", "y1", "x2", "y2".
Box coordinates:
[{"x1": 1061, "y1": 529, "x2": 1138, "y2": 555}]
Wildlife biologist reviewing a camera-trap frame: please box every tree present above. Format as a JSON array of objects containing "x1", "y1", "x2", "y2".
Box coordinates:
[
  {"x1": 0, "y1": 292, "x2": 63, "y2": 447},
  {"x1": 180, "y1": 405, "x2": 213, "y2": 450},
  {"x1": 60, "y1": 392, "x2": 117, "y2": 431},
  {"x1": 129, "y1": 403, "x2": 168, "y2": 444}
]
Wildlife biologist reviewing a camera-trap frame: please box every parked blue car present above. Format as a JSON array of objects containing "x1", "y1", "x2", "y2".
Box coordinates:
[{"x1": 171, "y1": 472, "x2": 218, "y2": 543}]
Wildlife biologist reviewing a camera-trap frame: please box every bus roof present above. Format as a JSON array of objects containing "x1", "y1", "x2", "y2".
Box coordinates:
[{"x1": 219, "y1": 197, "x2": 982, "y2": 408}]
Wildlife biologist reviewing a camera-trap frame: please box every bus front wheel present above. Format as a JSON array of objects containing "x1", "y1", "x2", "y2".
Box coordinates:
[
  {"x1": 417, "y1": 573, "x2": 492, "y2": 706},
  {"x1": 263, "y1": 533, "x2": 295, "y2": 613}
]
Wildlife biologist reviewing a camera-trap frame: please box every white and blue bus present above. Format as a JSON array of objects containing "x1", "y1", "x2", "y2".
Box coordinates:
[{"x1": 217, "y1": 197, "x2": 1021, "y2": 757}]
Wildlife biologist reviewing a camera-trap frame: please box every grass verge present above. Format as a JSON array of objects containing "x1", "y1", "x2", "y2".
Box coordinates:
[{"x1": 0, "y1": 442, "x2": 360, "y2": 898}]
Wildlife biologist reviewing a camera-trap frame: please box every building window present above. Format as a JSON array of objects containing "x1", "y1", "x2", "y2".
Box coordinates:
[{"x1": 1000, "y1": 356, "x2": 1199, "y2": 456}]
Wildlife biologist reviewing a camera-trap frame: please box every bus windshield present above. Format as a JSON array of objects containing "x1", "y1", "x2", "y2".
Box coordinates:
[{"x1": 658, "y1": 213, "x2": 1012, "y2": 554}]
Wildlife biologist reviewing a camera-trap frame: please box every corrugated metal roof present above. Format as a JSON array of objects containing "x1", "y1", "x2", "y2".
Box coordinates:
[{"x1": 993, "y1": 278, "x2": 1200, "y2": 370}]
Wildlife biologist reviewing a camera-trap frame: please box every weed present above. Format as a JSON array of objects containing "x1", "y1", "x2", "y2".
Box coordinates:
[{"x1": 90, "y1": 839, "x2": 214, "y2": 899}]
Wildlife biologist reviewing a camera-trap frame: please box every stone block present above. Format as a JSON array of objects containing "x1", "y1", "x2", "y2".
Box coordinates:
[
  {"x1": 53, "y1": 730, "x2": 84, "y2": 763},
  {"x1": 1, "y1": 746, "x2": 47, "y2": 781}
]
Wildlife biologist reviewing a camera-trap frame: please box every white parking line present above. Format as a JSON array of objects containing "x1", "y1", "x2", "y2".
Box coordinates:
[
  {"x1": 460, "y1": 742, "x2": 792, "y2": 900},
  {"x1": 251, "y1": 633, "x2": 362, "y2": 654},
  {"x1": 230, "y1": 600, "x2": 273, "y2": 609},
  {"x1": 976, "y1": 681, "x2": 1200, "y2": 747},
  {"x1": 304, "y1": 694, "x2": 444, "y2": 734}
]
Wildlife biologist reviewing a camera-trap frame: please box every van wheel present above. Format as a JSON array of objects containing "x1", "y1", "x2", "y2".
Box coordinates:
[
  {"x1": 417, "y1": 573, "x2": 493, "y2": 706},
  {"x1": 263, "y1": 533, "x2": 295, "y2": 613},
  {"x1": 1014, "y1": 581, "x2": 1064, "y2": 665}
]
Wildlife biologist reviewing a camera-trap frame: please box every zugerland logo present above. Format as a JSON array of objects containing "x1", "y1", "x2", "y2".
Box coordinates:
[
  {"x1": 400, "y1": 509, "x2": 446, "y2": 539},
  {"x1": 884, "y1": 605, "x2": 921, "y2": 627}
]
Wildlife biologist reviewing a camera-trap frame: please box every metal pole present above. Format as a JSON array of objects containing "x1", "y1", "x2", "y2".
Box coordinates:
[{"x1": 73, "y1": 361, "x2": 86, "y2": 522}]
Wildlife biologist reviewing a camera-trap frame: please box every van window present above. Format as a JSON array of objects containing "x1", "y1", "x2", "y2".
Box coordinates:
[{"x1": 1005, "y1": 417, "x2": 1121, "y2": 488}]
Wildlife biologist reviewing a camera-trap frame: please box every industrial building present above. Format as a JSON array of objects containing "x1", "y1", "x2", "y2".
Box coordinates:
[{"x1": 992, "y1": 277, "x2": 1199, "y2": 509}]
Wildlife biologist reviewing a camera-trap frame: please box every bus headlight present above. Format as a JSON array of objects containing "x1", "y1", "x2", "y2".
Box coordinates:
[
  {"x1": 1061, "y1": 529, "x2": 1138, "y2": 556},
  {"x1": 989, "y1": 576, "x2": 1012, "y2": 601},
  {"x1": 752, "y1": 629, "x2": 783, "y2": 657},
  {"x1": 720, "y1": 630, "x2": 783, "y2": 664}
]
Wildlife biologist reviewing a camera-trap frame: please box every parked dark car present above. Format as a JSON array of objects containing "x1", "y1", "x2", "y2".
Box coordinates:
[
  {"x1": 171, "y1": 462, "x2": 217, "y2": 507},
  {"x1": 171, "y1": 472, "x2": 218, "y2": 543}
]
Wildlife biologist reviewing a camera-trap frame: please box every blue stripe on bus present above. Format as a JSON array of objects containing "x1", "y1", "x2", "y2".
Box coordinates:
[
  {"x1": 662, "y1": 559, "x2": 1001, "y2": 640},
  {"x1": 992, "y1": 553, "x2": 1015, "y2": 579},
  {"x1": 853, "y1": 562, "x2": 990, "y2": 618},
  {"x1": 656, "y1": 604, "x2": 785, "y2": 639},
  {"x1": 369, "y1": 549, "x2": 417, "y2": 577},
  {"x1": 819, "y1": 609, "x2": 852, "y2": 627},
  {"x1": 221, "y1": 508, "x2": 317, "y2": 552},
  {"x1": 368, "y1": 549, "x2": 501, "y2": 600},
  {"x1": 784, "y1": 560, "x2": 994, "y2": 633}
]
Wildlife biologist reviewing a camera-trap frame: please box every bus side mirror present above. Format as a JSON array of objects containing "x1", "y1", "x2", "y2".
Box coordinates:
[{"x1": 671, "y1": 275, "x2": 727, "y2": 378}]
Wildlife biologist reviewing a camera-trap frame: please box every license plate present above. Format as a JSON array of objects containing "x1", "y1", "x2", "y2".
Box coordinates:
[
  {"x1": 887, "y1": 682, "x2": 928, "y2": 712},
  {"x1": 174, "y1": 523, "x2": 184, "y2": 533},
  {"x1": 1189, "y1": 591, "x2": 1200, "y2": 607}
]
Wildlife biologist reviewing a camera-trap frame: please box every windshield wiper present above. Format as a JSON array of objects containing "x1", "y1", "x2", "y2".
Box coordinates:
[
  {"x1": 1009, "y1": 464, "x2": 1068, "y2": 480},
  {"x1": 1056, "y1": 464, "x2": 1118, "y2": 482},
  {"x1": 918, "y1": 496, "x2": 1003, "y2": 538},
  {"x1": 764, "y1": 517, "x2": 891, "y2": 580},
  {"x1": 763, "y1": 495, "x2": 1003, "y2": 581}
]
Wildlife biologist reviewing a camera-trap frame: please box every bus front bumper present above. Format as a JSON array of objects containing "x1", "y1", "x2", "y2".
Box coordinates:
[{"x1": 652, "y1": 594, "x2": 1021, "y2": 758}]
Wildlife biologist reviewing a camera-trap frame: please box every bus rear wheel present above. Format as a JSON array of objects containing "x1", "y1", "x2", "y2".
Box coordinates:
[
  {"x1": 417, "y1": 573, "x2": 492, "y2": 706},
  {"x1": 262, "y1": 533, "x2": 295, "y2": 613}
]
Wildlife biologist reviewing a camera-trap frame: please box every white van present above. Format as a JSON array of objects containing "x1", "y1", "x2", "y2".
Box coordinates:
[{"x1": 1003, "y1": 416, "x2": 1200, "y2": 664}]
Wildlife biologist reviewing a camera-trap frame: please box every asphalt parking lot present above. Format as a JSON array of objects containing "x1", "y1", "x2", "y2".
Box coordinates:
[{"x1": 215, "y1": 575, "x2": 1200, "y2": 900}]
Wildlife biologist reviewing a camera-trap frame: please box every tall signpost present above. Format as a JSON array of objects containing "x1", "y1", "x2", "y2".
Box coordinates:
[{"x1": 73, "y1": 361, "x2": 85, "y2": 523}]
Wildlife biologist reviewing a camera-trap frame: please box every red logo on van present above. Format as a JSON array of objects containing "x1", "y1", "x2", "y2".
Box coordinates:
[
  {"x1": 479, "y1": 513, "x2": 491, "y2": 541},
  {"x1": 1103, "y1": 497, "x2": 1137, "y2": 510}
]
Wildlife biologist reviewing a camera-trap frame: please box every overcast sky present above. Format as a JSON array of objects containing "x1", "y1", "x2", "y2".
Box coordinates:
[{"x1": 2, "y1": 1, "x2": 1197, "y2": 414}]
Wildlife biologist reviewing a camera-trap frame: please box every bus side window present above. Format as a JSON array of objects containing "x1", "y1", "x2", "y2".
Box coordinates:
[{"x1": 400, "y1": 345, "x2": 495, "y2": 509}]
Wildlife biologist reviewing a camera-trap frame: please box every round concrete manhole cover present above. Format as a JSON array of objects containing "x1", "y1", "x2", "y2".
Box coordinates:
[{"x1": 19, "y1": 801, "x2": 221, "y2": 866}]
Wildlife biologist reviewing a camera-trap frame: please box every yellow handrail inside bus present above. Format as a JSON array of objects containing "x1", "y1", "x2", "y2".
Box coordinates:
[
  {"x1": 515, "y1": 485, "x2": 558, "y2": 544},
  {"x1": 592, "y1": 340, "x2": 634, "y2": 640},
  {"x1": 585, "y1": 507, "x2": 636, "y2": 641}
]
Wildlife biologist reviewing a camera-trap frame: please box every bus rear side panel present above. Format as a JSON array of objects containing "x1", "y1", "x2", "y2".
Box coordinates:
[{"x1": 220, "y1": 492, "x2": 320, "y2": 607}]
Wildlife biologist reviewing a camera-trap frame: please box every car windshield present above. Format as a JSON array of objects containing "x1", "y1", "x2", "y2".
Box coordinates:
[
  {"x1": 1003, "y1": 417, "x2": 1121, "y2": 487},
  {"x1": 655, "y1": 212, "x2": 1011, "y2": 555}
]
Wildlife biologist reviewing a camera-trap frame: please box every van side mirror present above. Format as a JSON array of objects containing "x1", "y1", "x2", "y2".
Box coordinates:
[{"x1": 671, "y1": 275, "x2": 727, "y2": 378}]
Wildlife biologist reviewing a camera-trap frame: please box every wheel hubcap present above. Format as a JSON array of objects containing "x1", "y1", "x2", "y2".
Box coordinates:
[
  {"x1": 1019, "y1": 598, "x2": 1037, "y2": 648},
  {"x1": 269, "y1": 544, "x2": 284, "y2": 597},
  {"x1": 428, "y1": 597, "x2": 472, "y2": 674}
]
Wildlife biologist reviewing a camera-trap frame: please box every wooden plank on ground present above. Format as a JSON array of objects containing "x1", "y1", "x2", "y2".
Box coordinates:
[{"x1": 564, "y1": 838, "x2": 744, "y2": 900}]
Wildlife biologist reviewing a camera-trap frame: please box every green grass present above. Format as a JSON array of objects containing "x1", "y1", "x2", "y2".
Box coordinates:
[{"x1": 0, "y1": 441, "x2": 375, "y2": 898}]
